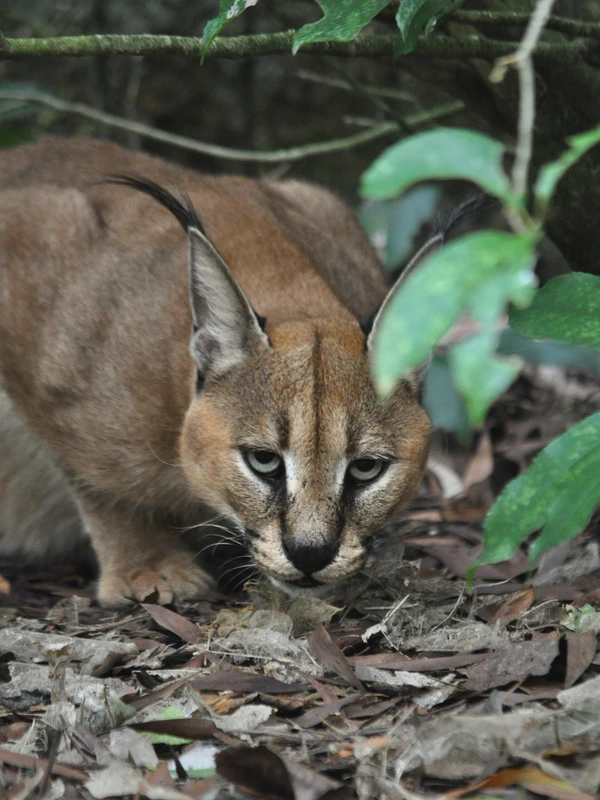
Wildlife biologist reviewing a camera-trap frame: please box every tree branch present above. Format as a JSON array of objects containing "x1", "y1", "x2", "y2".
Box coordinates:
[
  {"x1": 0, "y1": 89, "x2": 402, "y2": 163},
  {"x1": 452, "y1": 10, "x2": 600, "y2": 40},
  {"x1": 0, "y1": 30, "x2": 596, "y2": 63}
]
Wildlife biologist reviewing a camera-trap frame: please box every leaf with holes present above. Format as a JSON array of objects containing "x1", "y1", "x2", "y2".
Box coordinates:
[
  {"x1": 395, "y1": 0, "x2": 465, "y2": 56},
  {"x1": 510, "y1": 273, "x2": 600, "y2": 350},
  {"x1": 474, "y1": 413, "x2": 600, "y2": 571},
  {"x1": 361, "y1": 129, "x2": 518, "y2": 207},
  {"x1": 535, "y1": 123, "x2": 600, "y2": 213},
  {"x1": 293, "y1": 0, "x2": 390, "y2": 54},
  {"x1": 369, "y1": 231, "x2": 537, "y2": 414},
  {"x1": 202, "y1": 0, "x2": 259, "y2": 58}
]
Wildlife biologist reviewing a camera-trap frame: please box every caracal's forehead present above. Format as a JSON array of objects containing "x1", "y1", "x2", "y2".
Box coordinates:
[{"x1": 228, "y1": 320, "x2": 389, "y2": 452}]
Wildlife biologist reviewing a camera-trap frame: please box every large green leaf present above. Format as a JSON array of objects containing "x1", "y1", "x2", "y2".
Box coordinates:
[
  {"x1": 202, "y1": 0, "x2": 259, "y2": 57},
  {"x1": 422, "y1": 354, "x2": 470, "y2": 443},
  {"x1": 499, "y1": 328, "x2": 600, "y2": 373},
  {"x1": 361, "y1": 129, "x2": 517, "y2": 207},
  {"x1": 293, "y1": 0, "x2": 390, "y2": 54},
  {"x1": 476, "y1": 413, "x2": 600, "y2": 569},
  {"x1": 510, "y1": 273, "x2": 600, "y2": 349},
  {"x1": 534, "y1": 123, "x2": 600, "y2": 213},
  {"x1": 449, "y1": 333, "x2": 521, "y2": 426},
  {"x1": 370, "y1": 231, "x2": 537, "y2": 417},
  {"x1": 395, "y1": 0, "x2": 464, "y2": 56}
]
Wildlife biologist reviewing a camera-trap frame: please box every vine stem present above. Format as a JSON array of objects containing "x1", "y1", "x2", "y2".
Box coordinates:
[{"x1": 489, "y1": 0, "x2": 557, "y2": 229}]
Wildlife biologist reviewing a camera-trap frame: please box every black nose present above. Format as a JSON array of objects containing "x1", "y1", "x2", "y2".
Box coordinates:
[{"x1": 284, "y1": 538, "x2": 338, "y2": 575}]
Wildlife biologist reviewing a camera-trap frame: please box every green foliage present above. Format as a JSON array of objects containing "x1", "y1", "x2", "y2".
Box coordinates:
[
  {"x1": 510, "y1": 273, "x2": 600, "y2": 349},
  {"x1": 359, "y1": 186, "x2": 440, "y2": 273},
  {"x1": 395, "y1": 0, "x2": 464, "y2": 56},
  {"x1": 293, "y1": 0, "x2": 390, "y2": 54},
  {"x1": 499, "y1": 328, "x2": 600, "y2": 373},
  {"x1": 202, "y1": 0, "x2": 258, "y2": 57},
  {"x1": 535, "y1": 123, "x2": 600, "y2": 214},
  {"x1": 472, "y1": 413, "x2": 600, "y2": 571},
  {"x1": 422, "y1": 355, "x2": 469, "y2": 443},
  {"x1": 361, "y1": 129, "x2": 518, "y2": 207},
  {"x1": 370, "y1": 230, "x2": 536, "y2": 419}
]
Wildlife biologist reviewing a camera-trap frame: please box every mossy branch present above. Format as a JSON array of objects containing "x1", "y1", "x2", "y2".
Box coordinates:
[{"x1": 0, "y1": 29, "x2": 596, "y2": 63}]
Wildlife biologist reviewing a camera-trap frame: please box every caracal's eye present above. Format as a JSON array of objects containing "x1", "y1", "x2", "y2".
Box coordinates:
[
  {"x1": 347, "y1": 458, "x2": 385, "y2": 484},
  {"x1": 245, "y1": 450, "x2": 283, "y2": 478}
]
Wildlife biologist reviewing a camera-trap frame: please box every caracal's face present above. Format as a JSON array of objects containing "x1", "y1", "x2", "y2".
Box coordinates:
[{"x1": 180, "y1": 319, "x2": 430, "y2": 595}]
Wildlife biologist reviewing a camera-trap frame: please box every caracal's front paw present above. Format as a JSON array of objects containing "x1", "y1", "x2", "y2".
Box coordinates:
[{"x1": 97, "y1": 555, "x2": 214, "y2": 608}]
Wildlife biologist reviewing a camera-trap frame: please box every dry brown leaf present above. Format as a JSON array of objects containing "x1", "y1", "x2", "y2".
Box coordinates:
[
  {"x1": 294, "y1": 692, "x2": 362, "y2": 728},
  {"x1": 447, "y1": 765, "x2": 594, "y2": 800},
  {"x1": 307, "y1": 625, "x2": 362, "y2": 690},
  {"x1": 462, "y1": 430, "x2": 494, "y2": 490},
  {"x1": 216, "y1": 744, "x2": 294, "y2": 799},
  {"x1": 460, "y1": 635, "x2": 560, "y2": 691},
  {"x1": 189, "y1": 671, "x2": 306, "y2": 694},
  {"x1": 488, "y1": 587, "x2": 536, "y2": 627},
  {"x1": 348, "y1": 652, "x2": 490, "y2": 671},
  {"x1": 564, "y1": 632, "x2": 597, "y2": 689},
  {"x1": 129, "y1": 717, "x2": 229, "y2": 743},
  {"x1": 142, "y1": 603, "x2": 202, "y2": 644}
]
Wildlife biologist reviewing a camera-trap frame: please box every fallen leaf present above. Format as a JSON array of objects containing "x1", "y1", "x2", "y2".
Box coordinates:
[
  {"x1": 463, "y1": 430, "x2": 494, "y2": 490},
  {"x1": 0, "y1": 747, "x2": 88, "y2": 781},
  {"x1": 348, "y1": 652, "x2": 490, "y2": 671},
  {"x1": 189, "y1": 671, "x2": 306, "y2": 694},
  {"x1": 142, "y1": 604, "x2": 202, "y2": 644},
  {"x1": 131, "y1": 715, "x2": 221, "y2": 744},
  {"x1": 294, "y1": 693, "x2": 362, "y2": 728},
  {"x1": 460, "y1": 635, "x2": 560, "y2": 691},
  {"x1": 216, "y1": 745, "x2": 294, "y2": 800},
  {"x1": 564, "y1": 632, "x2": 597, "y2": 689},
  {"x1": 489, "y1": 587, "x2": 536, "y2": 627},
  {"x1": 307, "y1": 625, "x2": 362, "y2": 691},
  {"x1": 287, "y1": 596, "x2": 341, "y2": 629},
  {"x1": 447, "y1": 765, "x2": 594, "y2": 800}
]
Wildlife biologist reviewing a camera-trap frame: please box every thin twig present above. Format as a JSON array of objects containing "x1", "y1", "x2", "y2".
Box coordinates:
[
  {"x1": 453, "y1": 10, "x2": 600, "y2": 40},
  {"x1": 489, "y1": 0, "x2": 557, "y2": 212},
  {"x1": 0, "y1": 89, "x2": 398, "y2": 163}
]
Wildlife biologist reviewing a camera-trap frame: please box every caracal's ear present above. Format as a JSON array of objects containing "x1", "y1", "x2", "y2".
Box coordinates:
[
  {"x1": 365, "y1": 193, "x2": 497, "y2": 386},
  {"x1": 105, "y1": 176, "x2": 269, "y2": 381}
]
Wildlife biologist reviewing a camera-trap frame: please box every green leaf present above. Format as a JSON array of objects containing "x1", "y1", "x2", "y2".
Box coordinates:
[
  {"x1": 510, "y1": 273, "x2": 600, "y2": 349},
  {"x1": 395, "y1": 0, "x2": 464, "y2": 56},
  {"x1": 370, "y1": 231, "x2": 537, "y2": 417},
  {"x1": 535, "y1": 123, "x2": 600, "y2": 213},
  {"x1": 141, "y1": 706, "x2": 194, "y2": 745},
  {"x1": 422, "y1": 355, "x2": 470, "y2": 443},
  {"x1": 499, "y1": 328, "x2": 600, "y2": 373},
  {"x1": 202, "y1": 0, "x2": 258, "y2": 58},
  {"x1": 361, "y1": 129, "x2": 517, "y2": 206},
  {"x1": 449, "y1": 333, "x2": 521, "y2": 426},
  {"x1": 477, "y1": 412, "x2": 600, "y2": 568},
  {"x1": 293, "y1": 0, "x2": 390, "y2": 54}
]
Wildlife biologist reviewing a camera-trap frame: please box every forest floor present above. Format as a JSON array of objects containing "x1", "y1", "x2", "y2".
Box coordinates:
[{"x1": 1, "y1": 365, "x2": 600, "y2": 800}]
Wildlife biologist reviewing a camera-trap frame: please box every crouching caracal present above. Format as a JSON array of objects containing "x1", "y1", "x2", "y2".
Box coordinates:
[{"x1": 0, "y1": 138, "x2": 433, "y2": 607}]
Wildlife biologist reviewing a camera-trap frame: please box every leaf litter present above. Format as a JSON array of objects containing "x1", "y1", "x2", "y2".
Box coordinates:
[{"x1": 1, "y1": 371, "x2": 600, "y2": 798}]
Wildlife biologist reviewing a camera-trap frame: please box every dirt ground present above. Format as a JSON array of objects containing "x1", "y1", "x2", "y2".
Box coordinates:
[{"x1": 1, "y1": 365, "x2": 600, "y2": 800}]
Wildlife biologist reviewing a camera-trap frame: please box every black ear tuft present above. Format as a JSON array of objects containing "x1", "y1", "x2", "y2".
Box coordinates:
[
  {"x1": 360, "y1": 310, "x2": 377, "y2": 338},
  {"x1": 103, "y1": 175, "x2": 206, "y2": 235},
  {"x1": 432, "y1": 192, "x2": 497, "y2": 242},
  {"x1": 254, "y1": 311, "x2": 268, "y2": 332}
]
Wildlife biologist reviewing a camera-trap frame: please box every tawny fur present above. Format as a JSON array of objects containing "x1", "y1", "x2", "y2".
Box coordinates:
[{"x1": 0, "y1": 138, "x2": 431, "y2": 606}]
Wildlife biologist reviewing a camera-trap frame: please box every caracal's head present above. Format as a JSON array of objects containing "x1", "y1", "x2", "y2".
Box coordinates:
[{"x1": 112, "y1": 177, "x2": 431, "y2": 595}]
